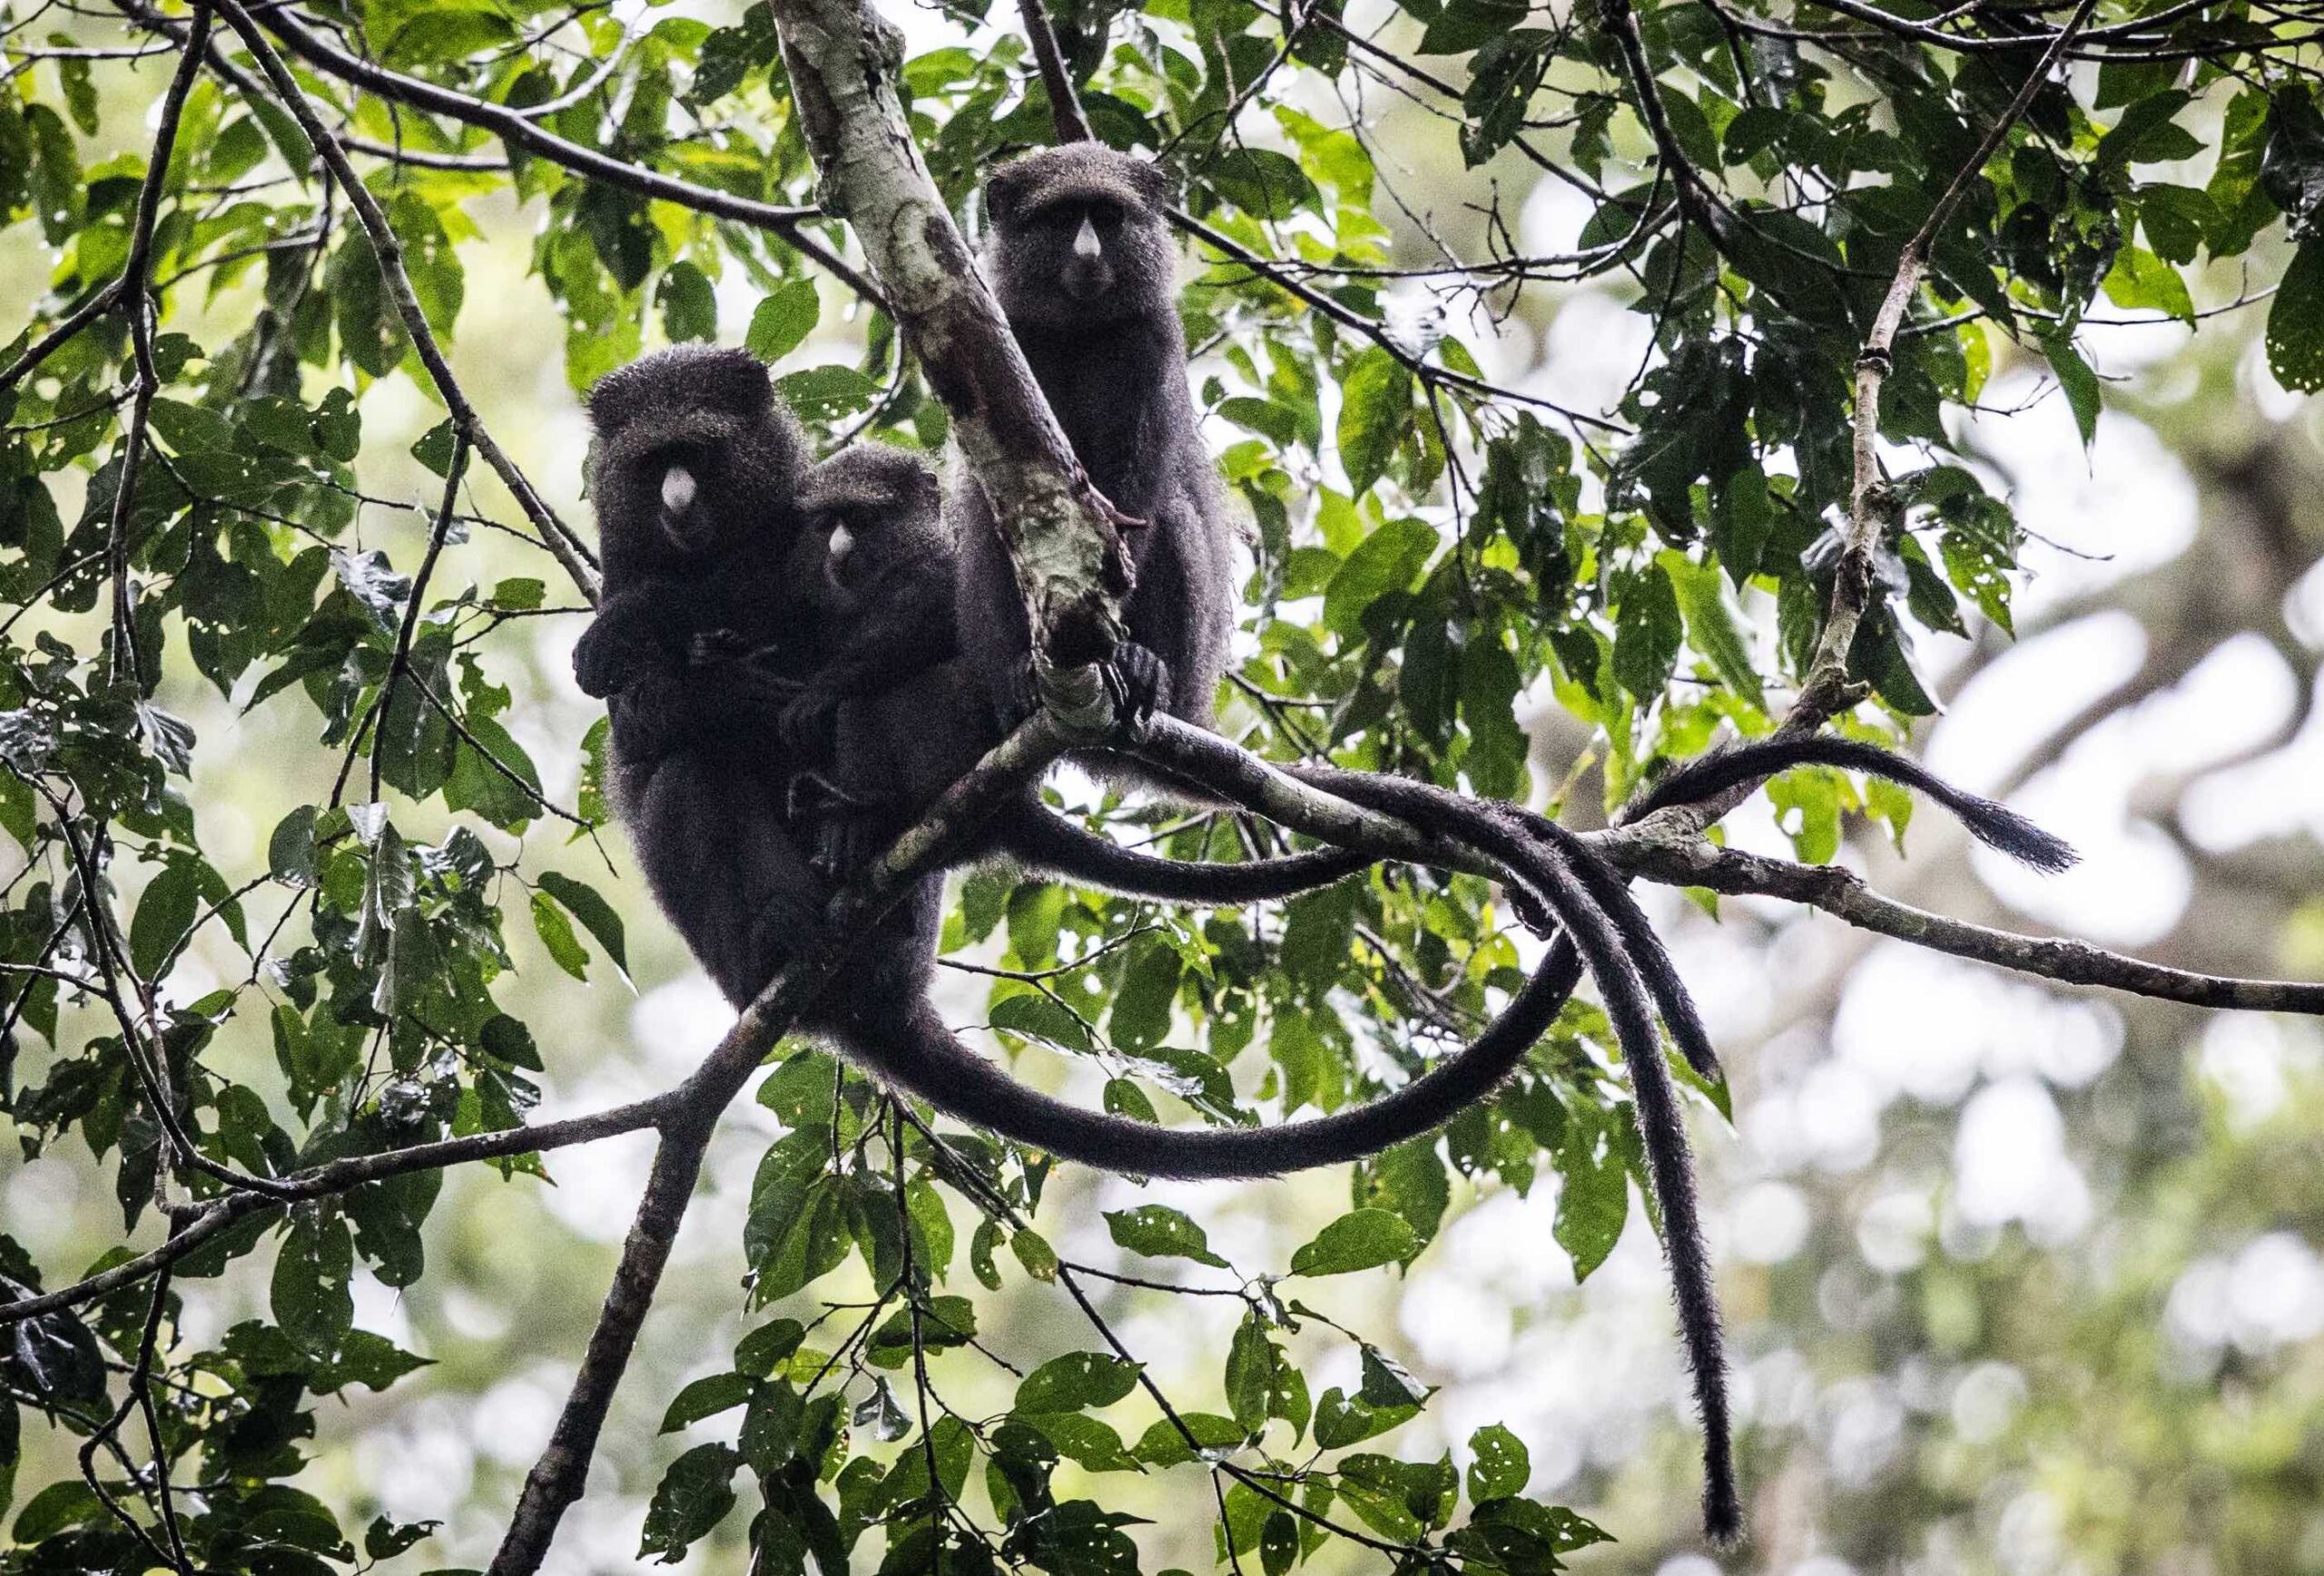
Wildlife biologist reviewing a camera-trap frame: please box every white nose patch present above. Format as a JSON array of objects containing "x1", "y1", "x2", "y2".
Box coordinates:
[
  {"x1": 828, "y1": 523, "x2": 855, "y2": 564},
  {"x1": 1074, "y1": 216, "x2": 1102, "y2": 261},
  {"x1": 660, "y1": 466, "x2": 697, "y2": 517}
]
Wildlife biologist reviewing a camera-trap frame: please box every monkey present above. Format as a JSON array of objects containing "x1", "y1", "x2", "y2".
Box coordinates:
[
  {"x1": 570, "y1": 343, "x2": 821, "y2": 755},
  {"x1": 579, "y1": 400, "x2": 1600, "y2": 1179},
  {"x1": 778, "y1": 438, "x2": 1374, "y2": 897},
  {"x1": 571, "y1": 350, "x2": 2073, "y2": 1553},
  {"x1": 954, "y1": 143, "x2": 1235, "y2": 754}
]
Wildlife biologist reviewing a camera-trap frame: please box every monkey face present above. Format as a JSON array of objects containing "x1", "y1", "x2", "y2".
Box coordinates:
[
  {"x1": 796, "y1": 444, "x2": 940, "y2": 607},
  {"x1": 984, "y1": 147, "x2": 1177, "y2": 329},
  {"x1": 584, "y1": 347, "x2": 809, "y2": 581}
]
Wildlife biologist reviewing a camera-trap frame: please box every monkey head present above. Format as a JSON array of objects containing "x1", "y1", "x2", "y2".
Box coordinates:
[
  {"x1": 584, "y1": 345, "x2": 810, "y2": 582},
  {"x1": 982, "y1": 145, "x2": 1177, "y2": 330},
  {"x1": 795, "y1": 443, "x2": 943, "y2": 606}
]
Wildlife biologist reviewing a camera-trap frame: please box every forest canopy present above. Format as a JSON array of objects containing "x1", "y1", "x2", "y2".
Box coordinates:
[{"x1": 1, "y1": 0, "x2": 2321, "y2": 1571}]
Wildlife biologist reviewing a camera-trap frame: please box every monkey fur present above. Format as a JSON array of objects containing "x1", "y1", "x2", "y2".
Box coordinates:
[
  {"x1": 576, "y1": 399, "x2": 1600, "y2": 1180},
  {"x1": 954, "y1": 144, "x2": 1235, "y2": 752},
  {"x1": 787, "y1": 439, "x2": 1371, "y2": 897}
]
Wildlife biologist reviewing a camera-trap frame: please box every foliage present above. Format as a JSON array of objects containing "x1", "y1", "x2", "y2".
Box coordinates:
[{"x1": 0, "y1": 0, "x2": 2317, "y2": 1569}]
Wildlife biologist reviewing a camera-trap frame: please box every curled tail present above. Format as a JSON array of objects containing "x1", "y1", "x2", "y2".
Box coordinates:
[
  {"x1": 992, "y1": 799, "x2": 1374, "y2": 905},
  {"x1": 1628, "y1": 734, "x2": 2077, "y2": 873},
  {"x1": 844, "y1": 939, "x2": 1576, "y2": 1182}
]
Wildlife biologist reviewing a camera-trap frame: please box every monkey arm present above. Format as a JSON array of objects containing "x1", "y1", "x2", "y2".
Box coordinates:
[
  {"x1": 606, "y1": 655, "x2": 797, "y2": 763},
  {"x1": 781, "y1": 557, "x2": 961, "y2": 754},
  {"x1": 574, "y1": 586, "x2": 708, "y2": 699}
]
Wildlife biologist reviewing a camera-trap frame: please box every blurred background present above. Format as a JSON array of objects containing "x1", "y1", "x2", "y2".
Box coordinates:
[{"x1": 5, "y1": 2, "x2": 2322, "y2": 1571}]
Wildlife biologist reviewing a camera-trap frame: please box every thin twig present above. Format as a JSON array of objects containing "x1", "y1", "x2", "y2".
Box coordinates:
[
  {"x1": 212, "y1": 0, "x2": 604, "y2": 600},
  {"x1": 103, "y1": 1, "x2": 215, "y2": 689}
]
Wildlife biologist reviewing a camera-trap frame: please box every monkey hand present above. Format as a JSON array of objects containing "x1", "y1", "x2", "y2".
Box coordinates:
[
  {"x1": 778, "y1": 688, "x2": 842, "y2": 759},
  {"x1": 571, "y1": 623, "x2": 642, "y2": 699},
  {"x1": 688, "y1": 627, "x2": 752, "y2": 668},
  {"x1": 1103, "y1": 641, "x2": 1170, "y2": 730}
]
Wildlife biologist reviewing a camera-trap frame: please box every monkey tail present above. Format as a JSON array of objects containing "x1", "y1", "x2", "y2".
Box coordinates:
[
  {"x1": 1282, "y1": 765, "x2": 1727, "y2": 1087},
  {"x1": 1276, "y1": 763, "x2": 1740, "y2": 1547},
  {"x1": 992, "y1": 799, "x2": 1375, "y2": 905},
  {"x1": 1625, "y1": 734, "x2": 2078, "y2": 873},
  {"x1": 841, "y1": 936, "x2": 1577, "y2": 1183}
]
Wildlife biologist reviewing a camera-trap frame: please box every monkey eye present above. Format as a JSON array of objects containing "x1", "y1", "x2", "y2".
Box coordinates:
[{"x1": 1086, "y1": 199, "x2": 1124, "y2": 228}]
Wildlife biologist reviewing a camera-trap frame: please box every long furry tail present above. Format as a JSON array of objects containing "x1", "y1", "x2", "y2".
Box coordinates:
[
  {"x1": 993, "y1": 800, "x2": 1374, "y2": 904},
  {"x1": 1626, "y1": 734, "x2": 2077, "y2": 873},
  {"x1": 1279, "y1": 763, "x2": 1740, "y2": 1546},
  {"x1": 843, "y1": 936, "x2": 1574, "y2": 1180}
]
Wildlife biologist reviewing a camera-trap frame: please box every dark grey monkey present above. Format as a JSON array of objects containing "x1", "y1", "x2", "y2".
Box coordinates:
[{"x1": 954, "y1": 143, "x2": 1235, "y2": 745}]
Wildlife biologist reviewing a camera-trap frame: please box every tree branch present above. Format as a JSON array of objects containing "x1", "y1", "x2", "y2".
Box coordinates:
[
  {"x1": 103, "y1": 0, "x2": 214, "y2": 691},
  {"x1": 1805, "y1": 0, "x2": 2099, "y2": 716},
  {"x1": 188, "y1": 1, "x2": 889, "y2": 309},
  {"x1": 484, "y1": 714, "x2": 1068, "y2": 1576},
  {"x1": 212, "y1": 0, "x2": 605, "y2": 601},
  {"x1": 1627, "y1": 839, "x2": 2324, "y2": 1016},
  {"x1": 1016, "y1": 0, "x2": 1093, "y2": 143}
]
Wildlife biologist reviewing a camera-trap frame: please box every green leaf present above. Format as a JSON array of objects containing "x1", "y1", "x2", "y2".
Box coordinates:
[
  {"x1": 1612, "y1": 560, "x2": 1683, "y2": 702},
  {"x1": 1336, "y1": 348, "x2": 1414, "y2": 497},
  {"x1": 637, "y1": 1442, "x2": 742, "y2": 1563},
  {"x1": 271, "y1": 1213, "x2": 356, "y2": 1354},
  {"x1": 2041, "y1": 334, "x2": 2101, "y2": 447},
  {"x1": 1322, "y1": 517, "x2": 1433, "y2": 639},
  {"x1": 2101, "y1": 247, "x2": 2193, "y2": 325},
  {"x1": 1133, "y1": 1412, "x2": 1246, "y2": 1467},
  {"x1": 1104, "y1": 1205, "x2": 1229, "y2": 1268},
  {"x1": 745, "y1": 279, "x2": 821, "y2": 362},
  {"x1": 659, "y1": 261, "x2": 718, "y2": 343},
  {"x1": 1288, "y1": 1209, "x2": 1418, "y2": 1276},
  {"x1": 1466, "y1": 1423, "x2": 1531, "y2": 1501},
  {"x1": 2267, "y1": 237, "x2": 2324, "y2": 393},
  {"x1": 775, "y1": 364, "x2": 882, "y2": 421},
  {"x1": 661, "y1": 1372, "x2": 754, "y2": 1433},
  {"x1": 1659, "y1": 549, "x2": 1764, "y2": 706},
  {"x1": 1554, "y1": 1110, "x2": 1630, "y2": 1280},
  {"x1": 129, "y1": 861, "x2": 200, "y2": 979},
  {"x1": 537, "y1": 872, "x2": 630, "y2": 985},
  {"x1": 529, "y1": 889, "x2": 590, "y2": 980},
  {"x1": 1016, "y1": 1352, "x2": 1142, "y2": 1413}
]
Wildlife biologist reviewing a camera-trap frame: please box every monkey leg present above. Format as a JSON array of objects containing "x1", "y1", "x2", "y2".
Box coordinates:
[{"x1": 625, "y1": 754, "x2": 828, "y2": 1010}]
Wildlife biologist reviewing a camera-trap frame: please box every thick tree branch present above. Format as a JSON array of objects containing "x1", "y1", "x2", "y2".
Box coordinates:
[
  {"x1": 1016, "y1": 0, "x2": 1093, "y2": 143},
  {"x1": 772, "y1": 0, "x2": 1134, "y2": 714}
]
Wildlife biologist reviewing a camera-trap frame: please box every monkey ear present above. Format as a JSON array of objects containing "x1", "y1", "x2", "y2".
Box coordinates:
[
  {"x1": 1124, "y1": 158, "x2": 1174, "y2": 212},
  {"x1": 985, "y1": 163, "x2": 1034, "y2": 231}
]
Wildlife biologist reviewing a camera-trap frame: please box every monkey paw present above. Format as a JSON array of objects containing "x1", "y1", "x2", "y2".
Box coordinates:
[
  {"x1": 688, "y1": 627, "x2": 751, "y2": 668},
  {"x1": 1104, "y1": 641, "x2": 1169, "y2": 729},
  {"x1": 571, "y1": 627, "x2": 634, "y2": 699},
  {"x1": 778, "y1": 690, "x2": 841, "y2": 758}
]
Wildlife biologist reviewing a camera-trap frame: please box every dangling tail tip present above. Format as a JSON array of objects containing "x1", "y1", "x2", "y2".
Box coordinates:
[
  {"x1": 1702, "y1": 1480, "x2": 1746, "y2": 1550},
  {"x1": 1978, "y1": 809, "x2": 2081, "y2": 874}
]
